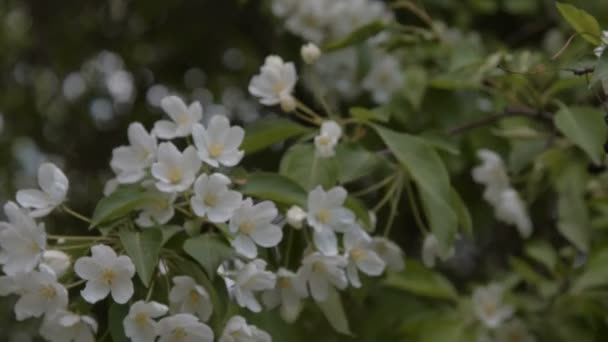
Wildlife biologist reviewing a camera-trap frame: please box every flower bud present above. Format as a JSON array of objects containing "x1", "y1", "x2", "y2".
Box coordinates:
[
  {"x1": 42, "y1": 250, "x2": 71, "y2": 277},
  {"x1": 301, "y1": 42, "x2": 321, "y2": 64},
  {"x1": 279, "y1": 93, "x2": 296, "y2": 112},
  {"x1": 286, "y1": 205, "x2": 306, "y2": 229}
]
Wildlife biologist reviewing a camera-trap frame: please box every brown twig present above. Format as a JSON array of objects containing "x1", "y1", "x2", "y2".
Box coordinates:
[{"x1": 447, "y1": 106, "x2": 553, "y2": 135}]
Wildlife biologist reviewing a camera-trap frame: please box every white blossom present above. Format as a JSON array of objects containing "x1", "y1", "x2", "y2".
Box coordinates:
[
  {"x1": 154, "y1": 96, "x2": 203, "y2": 139},
  {"x1": 110, "y1": 122, "x2": 157, "y2": 184},
  {"x1": 421, "y1": 234, "x2": 454, "y2": 268},
  {"x1": 306, "y1": 186, "x2": 355, "y2": 256},
  {"x1": 371, "y1": 237, "x2": 405, "y2": 272},
  {"x1": 192, "y1": 116, "x2": 245, "y2": 168},
  {"x1": 226, "y1": 259, "x2": 276, "y2": 312},
  {"x1": 249, "y1": 55, "x2": 297, "y2": 109},
  {"x1": 16, "y1": 163, "x2": 69, "y2": 217},
  {"x1": 157, "y1": 313, "x2": 214, "y2": 342},
  {"x1": 495, "y1": 189, "x2": 532, "y2": 239},
  {"x1": 472, "y1": 149, "x2": 511, "y2": 205},
  {"x1": 219, "y1": 315, "x2": 272, "y2": 342},
  {"x1": 314, "y1": 121, "x2": 342, "y2": 158},
  {"x1": 262, "y1": 268, "x2": 308, "y2": 323},
  {"x1": 0, "y1": 201, "x2": 47, "y2": 275},
  {"x1": 301, "y1": 42, "x2": 321, "y2": 64},
  {"x1": 135, "y1": 187, "x2": 177, "y2": 228},
  {"x1": 169, "y1": 276, "x2": 213, "y2": 322},
  {"x1": 40, "y1": 311, "x2": 98, "y2": 342},
  {"x1": 10, "y1": 266, "x2": 68, "y2": 320},
  {"x1": 151, "y1": 142, "x2": 201, "y2": 193},
  {"x1": 286, "y1": 205, "x2": 306, "y2": 229},
  {"x1": 41, "y1": 250, "x2": 71, "y2": 278},
  {"x1": 362, "y1": 54, "x2": 404, "y2": 104},
  {"x1": 297, "y1": 252, "x2": 347, "y2": 302},
  {"x1": 594, "y1": 30, "x2": 608, "y2": 58},
  {"x1": 191, "y1": 173, "x2": 242, "y2": 223},
  {"x1": 103, "y1": 178, "x2": 120, "y2": 196},
  {"x1": 124, "y1": 301, "x2": 169, "y2": 342},
  {"x1": 472, "y1": 284, "x2": 514, "y2": 329},
  {"x1": 284, "y1": 0, "x2": 330, "y2": 43},
  {"x1": 74, "y1": 244, "x2": 136, "y2": 304},
  {"x1": 229, "y1": 198, "x2": 282, "y2": 259},
  {"x1": 343, "y1": 228, "x2": 385, "y2": 288}
]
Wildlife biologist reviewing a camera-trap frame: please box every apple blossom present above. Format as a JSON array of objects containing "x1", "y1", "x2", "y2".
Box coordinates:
[
  {"x1": 297, "y1": 252, "x2": 348, "y2": 302},
  {"x1": 135, "y1": 188, "x2": 177, "y2": 228},
  {"x1": 110, "y1": 122, "x2": 157, "y2": 184},
  {"x1": 301, "y1": 42, "x2": 321, "y2": 64},
  {"x1": 371, "y1": 237, "x2": 405, "y2": 272},
  {"x1": 343, "y1": 228, "x2": 385, "y2": 288},
  {"x1": 16, "y1": 163, "x2": 69, "y2": 217},
  {"x1": 157, "y1": 313, "x2": 214, "y2": 342},
  {"x1": 40, "y1": 311, "x2": 98, "y2": 342},
  {"x1": 124, "y1": 300, "x2": 169, "y2": 342},
  {"x1": 219, "y1": 315, "x2": 272, "y2": 342},
  {"x1": 151, "y1": 142, "x2": 201, "y2": 193},
  {"x1": 192, "y1": 116, "x2": 245, "y2": 167},
  {"x1": 229, "y1": 198, "x2": 282, "y2": 259},
  {"x1": 249, "y1": 55, "x2": 297, "y2": 109},
  {"x1": 262, "y1": 268, "x2": 308, "y2": 323},
  {"x1": 225, "y1": 259, "x2": 276, "y2": 312},
  {"x1": 11, "y1": 266, "x2": 68, "y2": 321},
  {"x1": 169, "y1": 276, "x2": 213, "y2": 322},
  {"x1": 41, "y1": 250, "x2": 71, "y2": 278},
  {"x1": 154, "y1": 96, "x2": 203, "y2": 139},
  {"x1": 286, "y1": 205, "x2": 306, "y2": 229},
  {"x1": 472, "y1": 284, "x2": 514, "y2": 329},
  {"x1": 314, "y1": 121, "x2": 342, "y2": 158},
  {"x1": 191, "y1": 173, "x2": 242, "y2": 223}
]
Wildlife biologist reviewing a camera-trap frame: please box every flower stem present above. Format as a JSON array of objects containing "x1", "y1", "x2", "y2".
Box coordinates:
[
  {"x1": 65, "y1": 279, "x2": 86, "y2": 290},
  {"x1": 62, "y1": 205, "x2": 92, "y2": 224}
]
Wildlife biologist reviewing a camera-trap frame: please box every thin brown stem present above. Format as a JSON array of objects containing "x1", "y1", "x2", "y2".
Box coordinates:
[{"x1": 447, "y1": 106, "x2": 553, "y2": 135}]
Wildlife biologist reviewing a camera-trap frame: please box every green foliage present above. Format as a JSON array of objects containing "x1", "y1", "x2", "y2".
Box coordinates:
[
  {"x1": 553, "y1": 106, "x2": 607, "y2": 164},
  {"x1": 119, "y1": 228, "x2": 163, "y2": 287},
  {"x1": 91, "y1": 187, "x2": 150, "y2": 228},
  {"x1": 183, "y1": 234, "x2": 236, "y2": 279},
  {"x1": 384, "y1": 260, "x2": 458, "y2": 301},
  {"x1": 242, "y1": 118, "x2": 312, "y2": 154},
  {"x1": 556, "y1": 2, "x2": 602, "y2": 45},
  {"x1": 323, "y1": 21, "x2": 386, "y2": 52},
  {"x1": 280, "y1": 144, "x2": 338, "y2": 190}
]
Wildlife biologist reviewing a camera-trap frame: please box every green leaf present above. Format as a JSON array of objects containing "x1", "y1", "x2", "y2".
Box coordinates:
[
  {"x1": 119, "y1": 229, "x2": 162, "y2": 287},
  {"x1": 279, "y1": 144, "x2": 338, "y2": 190},
  {"x1": 323, "y1": 20, "x2": 386, "y2": 52},
  {"x1": 349, "y1": 107, "x2": 389, "y2": 123},
  {"x1": 590, "y1": 51, "x2": 608, "y2": 89},
  {"x1": 108, "y1": 303, "x2": 129, "y2": 342},
  {"x1": 373, "y1": 125, "x2": 457, "y2": 253},
  {"x1": 183, "y1": 234, "x2": 236, "y2": 279},
  {"x1": 449, "y1": 188, "x2": 473, "y2": 236},
  {"x1": 317, "y1": 287, "x2": 352, "y2": 335},
  {"x1": 556, "y1": 2, "x2": 602, "y2": 45},
  {"x1": 241, "y1": 118, "x2": 312, "y2": 154},
  {"x1": 239, "y1": 172, "x2": 307, "y2": 207},
  {"x1": 509, "y1": 256, "x2": 547, "y2": 286},
  {"x1": 334, "y1": 143, "x2": 381, "y2": 184},
  {"x1": 91, "y1": 187, "x2": 150, "y2": 228},
  {"x1": 345, "y1": 196, "x2": 372, "y2": 230},
  {"x1": 554, "y1": 106, "x2": 607, "y2": 164},
  {"x1": 403, "y1": 66, "x2": 428, "y2": 110},
  {"x1": 525, "y1": 240, "x2": 557, "y2": 272},
  {"x1": 555, "y1": 162, "x2": 590, "y2": 252},
  {"x1": 571, "y1": 248, "x2": 608, "y2": 293},
  {"x1": 157, "y1": 225, "x2": 183, "y2": 246},
  {"x1": 384, "y1": 260, "x2": 458, "y2": 300}
]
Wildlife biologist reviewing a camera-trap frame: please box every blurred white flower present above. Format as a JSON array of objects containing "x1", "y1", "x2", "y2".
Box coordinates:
[
  {"x1": 169, "y1": 276, "x2": 213, "y2": 322},
  {"x1": 0, "y1": 201, "x2": 47, "y2": 275},
  {"x1": 297, "y1": 252, "x2": 347, "y2": 302},
  {"x1": 472, "y1": 149, "x2": 510, "y2": 205},
  {"x1": 192, "y1": 116, "x2": 245, "y2": 168},
  {"x1": 158, "y1": 313, "x2": 214, "y2": 342},
  {"x1": 362, "y1": 55, "x2": 403, "y2": 104},
  {"x1": 40, "y1": 311, "x2": 98, "y2": 342},
  {"x1": 219, "y1": 315, "x2": 272, "y2": 342},
  {"x1": 371, "y1": 237, "x2": 404, "y2": 272},
  {"x1": 472, "y1": 284, "x2": 514, "y2": 329},
  {"x1": 301, "y1": 42, "x2": 322, "y2": 64},
  {"x1": 11, "y1": 266, "x2": 68, "y2": 320},
  {"x1": 422, "y1": 234, "x2": 454, "y2": 268},
  {"x1": 286, "y1": 205, "x2": 306, "y2": 229},
  {"x1": 229, "y1": 198, "x2": 282, "y2": 259},
  {"x1": 594, "y1": 31, "x2": 608, "y2": 58},
  {"x1": 495, "y1": 189, "x2": 532, "y2": 239},
  {"x1": 154, "y1": 96, "x2": 203, "y2": 139},
  {"x1": 343, "y1": 228, "x2": 385, "y2": 288},
  {"x1": 124, "y1": 300, "x2": 168, "y2": 342},
  {"x1": 249, "y1": 55, "x2": 297, "y2": 108},
  {"x1": 16, "y1": 163, "x2": 69, "y2": 217},
  {"x1": 135, "y1": 188, "x2": 177, "y2": 228},
  {"x1": 191, "y1": 173, "x2": 242, "y2": 223},
  {"x1": 262, "y1": 268, "x2": 308, "y2": 323},
  {"x1": 306, "y1": 186, "x2": 355, "y2": 256},
  {"x1": 227, "y1": 259, "x2": 276, "y2": 312},
  {"x1": 103, "y1": 178, "x2": 120, "y2": 196},
  {"x1": 285, "y1": 0, "x2": 330, "y2": 43},
  {"x1": 314, "y1": 121, "x2": 342, "y2": 158},
  {"x1": 74, "y1": 244, "x2": 135, "y2": 304},
  {"x1": 151, "y1": 142, "x2": 201, "y2": 193},
  {"x1": 110, "y1": 122, "x2": 157, "y2": 184},
  {"x1": 41, "y1": 250, "x2": 71, "y2": 278}
]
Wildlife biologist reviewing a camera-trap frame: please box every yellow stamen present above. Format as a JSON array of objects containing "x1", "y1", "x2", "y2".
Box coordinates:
[
  {"x1": 134, "y1": 312, "x2": 148, "y2": 326},
  {"x1": 168, "y1": 167, "x2": 182, "y2": 184},
  {"x1": 350, "y1": 248, "x2": 366, "y2": 261},
  {"x1": 239, "y1": 221, "x2": 255, "y2": 234},
  {"x1": 277, "y1": 277, "x2": 291, "y2": 289},
  {"x1": 312, "y1": 261, "x2": 326, "y2": 273},
  {"x1": 39, "y1": 284, "x2": 57, "y2": 299},
  {"x1": 173, "y1": 327, "x2": 187, "y2": 341},
  {"x1": 317, "y1": 136, "x2": 331, "y2": 146},
  {"x1": 315, "y1": 209, "x2": 331, "y2": 224},
  {"x1": 208, "y1": 144, "x2": 224, "y2": 158},
  {"x1": 189, "y1": 290, "x2": 200, "y2": 303},
  {"x1": 101, "y1": 268, "x2": 116, "y2": 285},
  {"x1": 203, "y1": 194, "x2": 218, "y2": 207}
]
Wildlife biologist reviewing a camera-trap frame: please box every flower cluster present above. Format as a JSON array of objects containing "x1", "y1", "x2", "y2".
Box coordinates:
[
  {"x1": 472, "y1": 149, "x2": 532, "y2": 238},
  {"x1": 594, "y1": 30, "x2": 608, "y2": 58}
]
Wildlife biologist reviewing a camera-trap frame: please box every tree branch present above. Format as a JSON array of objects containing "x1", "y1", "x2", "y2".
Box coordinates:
[{"x1": 447, "y1": 105, "x2": 553, "y2": 135}]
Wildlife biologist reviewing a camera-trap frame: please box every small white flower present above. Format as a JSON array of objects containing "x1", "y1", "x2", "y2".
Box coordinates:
[
  {"x1": 306, "y1": 186, "x2": 355, "y2": 256},
  {"x1": 472, "y1": 149, "x2": 510, "y2": 205},
  {"x1": 169, "y1": 276, "x2": 213, "y2": 322},
  {"x1": 495, "y1": 189, "x2": 532, "y2": 239},
  {"x1": 192, "y1": 116, "x2": 245, "y2": 168},
  {"x1": 103, "y1": 178, "x2": 120, "y2": 196},
  {"x1": 421, "y1": 234, "x2": 454, "y2": 268},
  {"x1": 472, "y1": 284, "x2": 514, "y2": 329},
  {"x1": 229, "y1": 198, "x2": 283, "y2": 259},
  {"x1": 262, "y1": 268, "x2": 308, "y2": 323},
  {"x1": 191, "y1": 173, "x2": 242, "y2": 223},
  {"x1": 286, "y1": 205, "x2": 306, "y2": 229},
  {"x1": 362, "y1": 54, "x2": 404, "y2": 104},
  {"x1": 135, "y1": 187, "x2": 177, "y2": 228},
  {"x1": 124, "y1": 300, "x2": 169, "y2": 342},
  {"x1": 40, "y1": 311, "x2": 98, "y2": 342},
  {"x1": 219, "y1": 315, "x2": 272, "y2": 342},
  {"x1": 314, "y1": 121, "x2": 342, "y2": 158},
  {"x1": 157, "y1": 313, "x2": 214, "y2": 342},
  {"x1": 249, "y1": 55, "x2": 298, "y2": 107},
  {"x1": 151, "y1": 142, "x2": 201, "y2": 193},
  {"x1": 371, "y1": 237, "x2": 405, "y2": 272},
  {"x1": 226, "y1": 259, "x2": 276, "y2": 312},
  {"x1": 343, "y1": 228, "x2": 385, "y2": 288},
  {"x1": 110, "y1": 122, "x2": 157, "y2": 184},
  {"x1": 154, "y1": 96, "x2": 203, "y2": 139},
  {"x1": 0, "y1": 201, "x2": 47, "y2": 275},
  {"x1": 16, "y1": 163, "x2": 69, "y2": 217},
  {"x1": 74, "y1": 244, "x2": 136, "y2": 304},
  {"x1": 301, "y1": 42, "x2": 322, "y2": 64},
  {"x1": 297, "y1": 252, "x2": 347, "y2": 302},
  {"x1": 12, "y1": 266, "x2": 68, "y2": 320},
  {"x1": 279, "y1": 92, "x2": 296, "y2": 112},
  {"x1": 41, "y1": 250, "x2": 71, "y2": 278},
  {"x1": 285, "y1": 0, "x2": 330, "y2": 43}
]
